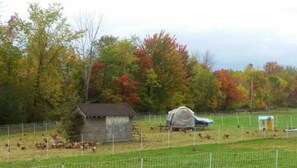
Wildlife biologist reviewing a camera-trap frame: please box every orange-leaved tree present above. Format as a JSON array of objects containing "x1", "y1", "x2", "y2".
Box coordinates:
[{"x1": 214, "y1": 69, "x2": 247, "y2": 111}]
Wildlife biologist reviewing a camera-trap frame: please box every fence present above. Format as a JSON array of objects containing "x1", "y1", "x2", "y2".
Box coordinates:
[
  {"x1": 0, "y1": 121, "x2": 59, "y2": 135},
  {"x1": 30, "y1": 149, "x2": 297, "y2": 168},
  {"x1": 1, "y1": 112, "x2": 297, "y2": 164}
]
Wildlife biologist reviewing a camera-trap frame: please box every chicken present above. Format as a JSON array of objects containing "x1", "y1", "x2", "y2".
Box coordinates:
[
  {"x1": 223, "y1": 134, "x2": 230, "y2": 139},
  {"x1": 205, "y1": 134, "x2": 211, "y2": 139}
]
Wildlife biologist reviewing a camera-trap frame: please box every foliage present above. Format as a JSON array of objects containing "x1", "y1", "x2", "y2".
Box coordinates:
[
  {"x1": 214, "y1": 69, "x2": 247, "y2": 110},
  {"x1": 1, "y1": 3, "x2": 297, "y2": 124},
  {"x1": 62, "y1": 110, "x2": 84, "y2": 141},
  {"x1": 188, "y1": 59, "x2": 219, "y2": 112},
  {"x1": 136, "y1": 31, "x2": 190, "y2": 112},
  {"x1": 13, "y1": 3, "x2": 82, "y2": 122}
]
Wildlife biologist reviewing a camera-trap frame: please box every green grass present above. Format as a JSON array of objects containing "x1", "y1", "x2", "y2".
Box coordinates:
[
  {"x1": 1, "y1": 138, "x2": 297, "y2": 167},
  {"x1": 2, "y1": 109, "x2": 297, "y2": 167}
]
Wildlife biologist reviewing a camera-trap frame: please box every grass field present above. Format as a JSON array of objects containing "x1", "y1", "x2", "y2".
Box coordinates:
[{"x1": 1, "y1": 109, "x2": 297, "y2": 167}]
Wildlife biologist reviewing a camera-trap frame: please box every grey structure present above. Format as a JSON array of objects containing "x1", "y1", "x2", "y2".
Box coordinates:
[{"x1": 77, "y1": 103, "x2": 136, "y2": 143}]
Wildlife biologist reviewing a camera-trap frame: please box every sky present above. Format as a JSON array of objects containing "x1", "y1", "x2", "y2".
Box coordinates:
[{"x1": 1, "y1": 0, "x2": 297, "y2": 70}]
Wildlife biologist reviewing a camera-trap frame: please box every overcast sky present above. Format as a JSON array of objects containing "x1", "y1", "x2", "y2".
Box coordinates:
[{"x1": 2, "y1": 0, "x2": 297, "y2": 70}]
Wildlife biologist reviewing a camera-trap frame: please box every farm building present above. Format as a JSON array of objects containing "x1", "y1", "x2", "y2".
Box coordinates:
[
  {"x1": 258, "y1": 116, "x2": 274, "y2": 131},
  {"x1": 76, "y1": 103, "x2": 136, "y2": 143}
]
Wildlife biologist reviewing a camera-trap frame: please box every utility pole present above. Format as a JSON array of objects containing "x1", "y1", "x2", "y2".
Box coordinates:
[{"x1": 250, "y1": 75, "x2": 253, "y2": 111}]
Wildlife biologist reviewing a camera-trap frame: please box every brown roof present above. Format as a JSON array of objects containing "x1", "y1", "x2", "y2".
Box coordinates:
[{"x1": 77, "y1": 103, "x2": 136, "y2": 118}]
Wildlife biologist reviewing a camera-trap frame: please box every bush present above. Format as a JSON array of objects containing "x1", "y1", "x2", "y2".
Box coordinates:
[{"x1": 62, "y1": 110, "x2": 84, "y2": 141}]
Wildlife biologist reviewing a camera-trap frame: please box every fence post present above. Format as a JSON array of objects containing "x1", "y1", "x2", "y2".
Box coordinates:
[
  {"x1": 221, "y1": 115, "x2": 224, "y2": 126},
  {"x1": 275, "y1": 149, "x2": 278, "y2": 168},
  {"x1": 112, "y1": 134, "x2": 115, "y2": 154},
  {"x1": 209, "y1": 152, "x2": 212, "y2": 168},
  {"x1": 62, "y1": 162, "x2": 65, "y2": 168},
  {"x1": 45, "y1": 122, "x2": 48, "y2": 133},
  {"x1": 217, "y1": 126, "x2": 220, "y2": 143},
  {"x1": 21, "y1": 123, "x2": 24, "y2": 136},
  {"x1": 140, "y1": 132, "x2": 143, "y2": 151},
  {"x1": 46, "y1": 137, "x2": 49, "y2": 159},
  {"x1": 33, "y1": 123, "x2": 36, "y2": 135},
  {"x1": 237, "y1": 112, "x2": 239, "y2": 125},
  {"x1": 7, "y1": 125, "x2": 10, "y2": 163},
  {"x1": 286, "y1": 122, "x2": 289, "y2": 139},
  {"x1": 167, "y1": 128, "x2": 170, "y2": 147},
  {"x1": 159, "y1": 115, "x2": 161, "y2": 123},
  {"x1": 249, "y1": 114, "x2": 251, "y2": 127},
  {"x1": 140, "y1": 157, "x2": 144, "y2": 168},
  {"x1": 193, "y1": 127, "x2": 196, "y2": 145},
  {"x1": 241, "y1": 124, "x2": 243, "y2": 140}
]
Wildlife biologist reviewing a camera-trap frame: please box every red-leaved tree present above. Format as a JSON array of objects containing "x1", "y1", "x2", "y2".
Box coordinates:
[{"x1": 214, "y1": 69, "x2": 247, "y2": 110}]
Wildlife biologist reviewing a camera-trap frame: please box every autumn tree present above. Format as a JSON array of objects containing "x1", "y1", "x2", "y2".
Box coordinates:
[
  {"x1": 108, "y1": 75, "x2": 140, "y2": 104},
  {"x1": 136, "y1": 31, "x2": 190, "y2": 112},
  {"x1": 263, "y1": 62, "x2": 289, "y2": 108},
  {"x1": 214, "y1": 69, "x2": 247, "y2": 111},
  {"x1": 83, "y1": 36, "x2": 140, "y2": 104}
]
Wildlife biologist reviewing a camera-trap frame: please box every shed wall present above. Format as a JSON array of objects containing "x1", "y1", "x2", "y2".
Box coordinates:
[
  {"x1": 81, "y1": 117, "x2": 106, "y2": 143},
  {"x1": 105, "y1": 116, "x2": 132, "y2": 142}
]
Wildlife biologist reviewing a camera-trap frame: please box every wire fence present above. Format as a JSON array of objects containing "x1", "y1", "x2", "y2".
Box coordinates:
[
  {"x1": 0, "y1": 121, "x2": 59, "y2": 135},
  {"x1": 1, "y1": 111, "x2": 297, "y2": 165},
  {"x1": 30, "y1": 149, "x2": 297, "y2": 168}
]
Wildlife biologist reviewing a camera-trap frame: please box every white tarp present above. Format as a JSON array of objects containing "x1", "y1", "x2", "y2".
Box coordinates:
[
  {"x1": 167, "y1": 106, "x2": 195, "y2": 128},
  {"x1": 167, "y1": 106, "x2": 213, "y2": 129}
]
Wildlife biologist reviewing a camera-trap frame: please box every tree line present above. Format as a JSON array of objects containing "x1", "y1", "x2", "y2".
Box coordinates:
[{"x1": 0, "y1": 3, "x2": 297, "y2": 124}]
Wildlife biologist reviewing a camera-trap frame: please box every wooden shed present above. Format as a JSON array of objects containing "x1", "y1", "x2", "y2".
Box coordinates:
[
  {"x1": 258, "y1": 116, "x2": 274, "y2": 131},
  {"x1": 77, "y1": 103, "x2": 136, "y2": 143}
]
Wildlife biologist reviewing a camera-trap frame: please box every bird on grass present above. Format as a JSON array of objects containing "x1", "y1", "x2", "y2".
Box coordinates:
[
  {"x1": 17, "y1": 142, "x2": 21, "y2": 148},
  {"x1": 223, "y1": 134, "x2": 230, "y2": 139},
  {"x1": 205, "y1": 134, "x2": 211, "y2": 139}
]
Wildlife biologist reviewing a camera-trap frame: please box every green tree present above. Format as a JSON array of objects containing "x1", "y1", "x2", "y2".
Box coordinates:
[
  {"x1": 15, "y1": 3, "x2": 82, "y2": 122},
  {"x1": 240, "y1": 64, "x2": 269, "y2": 110},
  {"x1": 0, "y1": 16, "x2": 28, "y2": 124},
  {"x1": 188, "y1": 60, "x2": 219, "y2": 112}
]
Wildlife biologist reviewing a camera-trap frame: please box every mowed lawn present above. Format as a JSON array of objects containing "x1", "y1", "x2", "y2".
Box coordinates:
[{"x1": 1, "y1": 109, "x2": 297, "y2": 167}]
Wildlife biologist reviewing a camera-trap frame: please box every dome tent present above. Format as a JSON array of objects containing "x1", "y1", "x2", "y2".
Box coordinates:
[{"x1": 166, "y1": 106, "x2": 213, "y2": 130}]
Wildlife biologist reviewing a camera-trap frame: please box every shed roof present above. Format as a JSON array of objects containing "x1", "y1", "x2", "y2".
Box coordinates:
[
  {"x1": 77, "y1": 103, "x2": 136, "y2": 118},
  {"x1": 258, "y1": 116, "x2": 274, "y2": 120}
]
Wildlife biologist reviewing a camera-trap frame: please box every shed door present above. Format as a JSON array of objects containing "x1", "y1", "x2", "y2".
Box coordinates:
[
  {"x1": 105, "y1": 116, "x2": 131, "y2": 142},
  {"x1": 267, "y1": 118, "x2": 273, "y2": 130}
]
